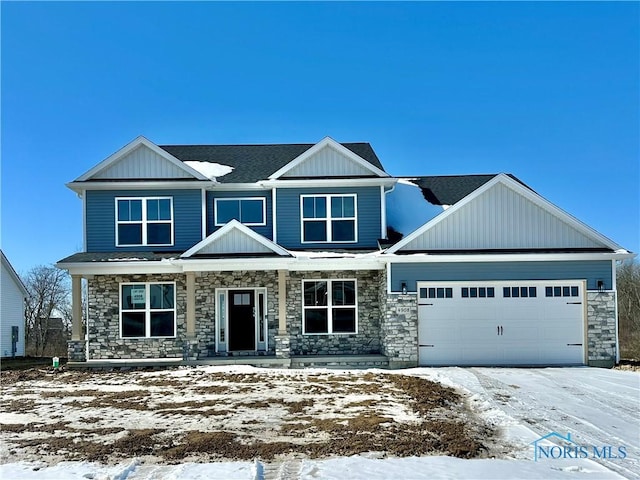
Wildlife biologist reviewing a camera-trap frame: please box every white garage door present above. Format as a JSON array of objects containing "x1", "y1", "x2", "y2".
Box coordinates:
[{"x1": 418, "y1": 280, "x2": 585, "y2": 366}]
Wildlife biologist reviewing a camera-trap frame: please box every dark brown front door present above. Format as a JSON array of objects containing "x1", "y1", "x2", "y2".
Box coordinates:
[{"x1": 228, "y1": 290, "x2": 255, "y2": 351}]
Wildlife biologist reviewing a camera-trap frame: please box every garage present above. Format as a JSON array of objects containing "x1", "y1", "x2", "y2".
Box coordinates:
[{"x1": 417, "y1": 280, "x2": 586, "y2": 366}]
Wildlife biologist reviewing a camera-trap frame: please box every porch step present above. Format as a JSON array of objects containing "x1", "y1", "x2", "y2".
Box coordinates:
[{"x1": 290, "y1": 354, "x2": 389, "y2": 369}]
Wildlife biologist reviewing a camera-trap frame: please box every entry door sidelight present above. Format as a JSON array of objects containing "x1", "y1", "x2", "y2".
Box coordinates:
[{"x1": 228, "y1": 290, "x2": 256, "y2": 351}]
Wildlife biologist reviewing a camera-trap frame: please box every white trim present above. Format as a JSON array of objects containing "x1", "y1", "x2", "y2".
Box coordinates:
[
  {"x1": 213, "y1": 197, "x2": 267, "y2": 227},
  {"x1": 386, "y1": 174, "x2": 625, "y2": 254},
  {"x1": 201, "y1": 189, "x2": 207, "y2": 240},
  {"x1": 301, "y1": 278, "x2": 358, "y2": 335},
  {"x1": 68, "y1": 180, "x2": 212, "y2": 194},
  {"x1": 75, "y1": 136, "x2": 209, "y2": 182},
  {"x1": 383, "y1": 251, "x2": 634, "y2": 263},
  {"x1": 268, "y1": 137, "x2": 389, "y2": 180},
  {"x1": 115, "y1": 197, "x2": 174, "y2": 247},
  {"x1": 182, "y1": 219, "x2": 290, "y2": 257},
  {"x1": 300, "y1": 194, "x2": 358, "y2": 244},
  {"x1": 259, "y1": 178, "x2": 396, "y2": 188},
  {"x1": 82, "y1": 193, "x2": 87, "y2": 252},
  {"x1": 612, "y1": 259, "x2": 619, "y2": 363},
  {"x1": 119, "y1": 281, "x2": 177, "y2": 339},
  {"x1": 272, "y1": 188, "x2": 278, "y2": 244},
  {"x1": 380, "y1": 185, "x2": 386, "y2": 239},
  {"x1": 57, "y1": 261, "x2": 183, "y2": 275}
]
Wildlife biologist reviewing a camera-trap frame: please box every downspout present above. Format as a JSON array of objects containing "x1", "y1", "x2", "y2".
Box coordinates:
[
  {"x1": 381, "y1": 183, "x2": 396, "y2": 239},
  {"x1": 613, "y1": 259, "x2": 620, "y2": 364}
]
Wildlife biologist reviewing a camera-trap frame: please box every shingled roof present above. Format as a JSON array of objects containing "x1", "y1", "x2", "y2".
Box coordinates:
[
  {"x1": 407, "y1": 174, "x2": 530, "y2": 205},
  {"x1": 160, "y1": 143, "x2": 384, "y2": 183}
]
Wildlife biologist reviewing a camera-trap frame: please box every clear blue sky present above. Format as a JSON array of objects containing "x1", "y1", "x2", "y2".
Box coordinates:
[{"x1": 1, "y1": 1, "x2": 638, "y2": 274}]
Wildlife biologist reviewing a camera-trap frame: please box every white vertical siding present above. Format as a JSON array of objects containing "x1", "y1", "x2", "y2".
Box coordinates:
[
  {"x1": 1, "y1": 261, "x2": 26, "y2": 357},
  {"x1": 199, "y1": 230, "x2": 274, "y2": 255},
  {"x1": 404, "y1": 182, "x2": 604, "y2": 251},
  {"x1": 283, "y1": 146, "x2": 374, "y2": 177},
  {"x1": 93, "y1": 145, "x2": 193, "y2": 179}
]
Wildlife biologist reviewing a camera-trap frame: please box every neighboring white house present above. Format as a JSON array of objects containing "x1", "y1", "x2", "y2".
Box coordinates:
[{"x1": 1, "y1": 251, "x2": 27, "y2": 357}]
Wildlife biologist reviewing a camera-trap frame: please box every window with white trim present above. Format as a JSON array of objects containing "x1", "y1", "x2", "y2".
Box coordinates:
[
  {"x1": 120, "y1": 283, "x2": 176, "y2": 338},
  {"x1": 214, "y1": 197, "x2": 266, "y2": 226},
  {"x1": 303, "y1": 280, "x2": 357, "y2": 334},
  {"x1": 301, "y1": 194, "x2": 357, "y2": 243},
  {"x1": 116, "y1": 197, "x2": 173, "y2": 246}
]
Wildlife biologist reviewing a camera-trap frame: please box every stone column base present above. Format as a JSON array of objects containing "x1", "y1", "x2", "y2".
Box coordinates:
[
  {"x1": 275, "y1": 334, "x2": 291, "y2": 359},
  {"x1": 183, "y1": 339, "x2": 201, "y2": 361},
  {"x1": 67, "y1": 340, "x2": 87, "y2": 362}
]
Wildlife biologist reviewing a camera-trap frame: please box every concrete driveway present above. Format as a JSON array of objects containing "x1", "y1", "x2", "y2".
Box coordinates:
[{"x1": 416, "y1": 367, "x2": 640, "y2": 479}]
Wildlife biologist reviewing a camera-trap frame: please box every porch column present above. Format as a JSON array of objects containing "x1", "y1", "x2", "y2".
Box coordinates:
[
  {"x1": 186, "y1": 272, "x2": 196, "y2": 337},
  {"x1": 71, "y1": 275, "x2": 83, "y2": 341},
  {"x1": 278, "y1": 269, "x2": 287, "y2": 334}
]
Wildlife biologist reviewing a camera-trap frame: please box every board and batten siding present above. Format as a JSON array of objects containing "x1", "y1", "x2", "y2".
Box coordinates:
[
  {"x1": 282, "y1": 145, "x2": 376, "y2": 178},
  {"x1": 197, "y1": 229, "x2": 276, "y2": 255},
  {"x1": 86, "y1": 189, "x2": 202, "y2": 251},
  {"x1": 402, "y1": 182, "x2": 606, "y2": 251},
  {"x1": 390, "y1": 260, "x2": 613, "y2": 292},
  {"x1": 276, "y1": 186, "x2": 381, "y2": 249},
  {"x1": 1, "y1": 260, "x2": 26, "y2": 357},
  {"x1": 206, "y1": 191, "x2": 273, "y2": 240},
  {"x1": 93, "y1": 145, "x2": 194, "y2": 180}
]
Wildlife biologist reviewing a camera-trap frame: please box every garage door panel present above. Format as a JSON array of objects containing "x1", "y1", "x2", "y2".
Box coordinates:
[{"x1": 418, "y1": 280, "x2": 585, "y2": 366}]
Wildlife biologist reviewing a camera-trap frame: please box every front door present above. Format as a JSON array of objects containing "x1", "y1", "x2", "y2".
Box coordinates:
[{"x1": 228, "y1": 290, "x2": 256, "y2": 351}]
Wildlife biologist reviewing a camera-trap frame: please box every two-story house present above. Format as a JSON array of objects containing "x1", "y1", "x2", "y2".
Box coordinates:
[{"x1": 57, "y1": 136, "x2": 633, "y2": 368}]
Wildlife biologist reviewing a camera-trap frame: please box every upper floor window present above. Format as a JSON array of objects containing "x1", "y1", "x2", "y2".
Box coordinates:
[
  {"x1": 116, "y1": 197, "x2": 173, "y2": 247},
  {"x1": 301, "y1": 194, "x2": 357, "y2": 243},
  {"x1": 214, "y1": 197, "x2": 266, "y2": 226}
]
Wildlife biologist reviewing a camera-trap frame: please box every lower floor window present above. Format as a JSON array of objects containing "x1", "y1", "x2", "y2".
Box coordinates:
[
  {"x1": 121, "y1": 283, "x2": 176, "y2": 338},
  {"x1": 303, "y1": 280, "x2": 357, "y2": 334}
]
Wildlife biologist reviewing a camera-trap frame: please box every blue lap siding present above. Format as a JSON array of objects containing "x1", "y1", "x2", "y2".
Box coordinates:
[
  {"x1": 206, "y1": 191, "x2": 273, "y2": 240},
  {"x1": 86, "y1": 189, "x2": 202, "y2": 252},
  {"x1": 275, "y1": 186, "x2": 381, "y2": 249},
  {"x1": 390, "y1": 260, "x2": 613, "y2": 292}
]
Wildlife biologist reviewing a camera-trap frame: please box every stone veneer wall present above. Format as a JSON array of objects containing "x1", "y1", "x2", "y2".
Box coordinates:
[
  {"x1": 87, "y1": 274, "x2": 187, "y2": 359},
  {"x1": 87, "y1": 271, "x2": 281, "y2": 360},
  {"x1": 195, "y1": 271, "x2": 279, "y2": 356},
  {"x1": 287, "y1": 270, "x2": 383, "y2": 356},
  {"x1": 380, "y1": 291, "x2": 419, "y2": 369},
  {"x1": 587, "y1": 291, "x2": 617, "y2": 367}
]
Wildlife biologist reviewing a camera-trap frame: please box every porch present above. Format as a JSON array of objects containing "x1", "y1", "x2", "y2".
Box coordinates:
[{"x1": 66, "y1": 354, "x2": 390, "y2": 370}]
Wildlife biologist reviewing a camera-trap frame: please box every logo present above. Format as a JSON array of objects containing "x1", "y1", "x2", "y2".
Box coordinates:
[{"x1": 530, "y1": 432, "x2": 627, "y2": 462}]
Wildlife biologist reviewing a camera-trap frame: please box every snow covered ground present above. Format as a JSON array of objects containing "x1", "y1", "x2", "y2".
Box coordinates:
[{"x1": 1, "y1": 366, "x2": 637, "y2": 479}]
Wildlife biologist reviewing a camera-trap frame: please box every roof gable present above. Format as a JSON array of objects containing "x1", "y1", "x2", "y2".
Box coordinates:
[
  {"x1": 1, "y1": 250, "x2": 28, "y2": 296},
  {"x1": 269, "y1": 137, "x2": 389, "y2": 179},
  {"x1": 75, "y1": 136, "x2": 209, "y2": 182},
  {"x1": 387, "y1": 174, "x2": 623, "y2": 253},
  {"x1": 160, "y1": 141, "x2": 385, "y2": 184},
  {"x1": 182, "y1": 221, "x2": 290, "y2": 257}
]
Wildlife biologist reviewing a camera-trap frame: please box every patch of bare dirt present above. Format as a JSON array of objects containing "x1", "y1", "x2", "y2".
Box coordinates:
[{"x1": 0, "y1": 367, "x2": 494, "y2": 464}]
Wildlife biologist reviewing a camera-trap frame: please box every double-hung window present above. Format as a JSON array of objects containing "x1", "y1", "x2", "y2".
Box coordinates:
[
  {"x1": 214, "y1": 197, "x2": 266, "y2": 226},
  {"x1": 301, "y1": 194, "x2": 357, "y2": 243},
  {"x1": 116, "y1": 197, "x2": 173, "y2": 246},
  {"x1": 120, "y1": 283, "x2": 176, "y2": 338},
  {"x1": 303, "y1": 280, "x2": 357, "y2": 334}
]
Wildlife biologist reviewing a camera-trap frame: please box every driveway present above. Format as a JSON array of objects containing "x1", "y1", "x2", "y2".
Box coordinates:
[{"x1": 416, "y1": 367, "x2": 640, "y2": 479}]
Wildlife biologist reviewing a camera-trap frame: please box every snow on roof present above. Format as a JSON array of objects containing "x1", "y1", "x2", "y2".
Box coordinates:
[
  {"x1": 386, "y1": 179, "x2": 444, "y2": 237},
  {"x1": 184, "y1": 161, "x2": 234, "y2": 181}
]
